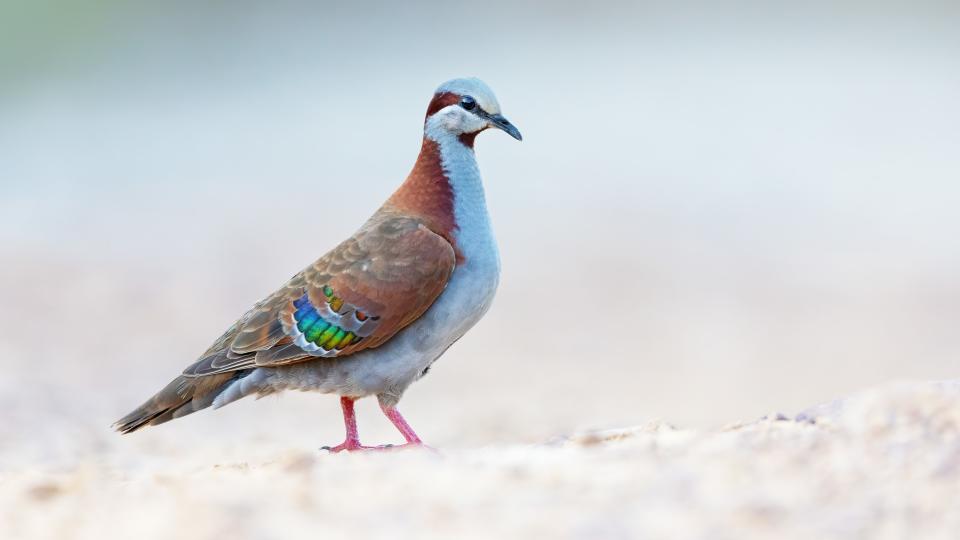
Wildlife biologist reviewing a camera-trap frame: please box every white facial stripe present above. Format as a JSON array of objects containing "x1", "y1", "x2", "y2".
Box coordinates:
[{"x1": 426, "y1": 104, "x2": 490, "y2": 137}]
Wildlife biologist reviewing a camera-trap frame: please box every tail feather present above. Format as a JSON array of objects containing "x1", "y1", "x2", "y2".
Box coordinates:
[
  {"x1": 211, "y1": 368, "x2": 271, "y2": 409},
  {"x1": 113, "y1": 371, "x2": 247, "y2": 434}
]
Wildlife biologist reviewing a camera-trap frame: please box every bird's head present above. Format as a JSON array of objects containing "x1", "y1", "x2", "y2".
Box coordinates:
[{"x1": 423, "y1": 77, "x2": 522, "y2": 145}]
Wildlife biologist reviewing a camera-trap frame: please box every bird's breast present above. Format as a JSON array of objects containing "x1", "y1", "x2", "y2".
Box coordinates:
[{"x1": 418, "y1": 224, "x2": 500, "y2": 351}]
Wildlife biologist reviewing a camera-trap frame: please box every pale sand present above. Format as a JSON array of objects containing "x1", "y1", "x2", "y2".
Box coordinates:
[{"x1": 3, "y1": 380, "x2": 959, "y2": 540}]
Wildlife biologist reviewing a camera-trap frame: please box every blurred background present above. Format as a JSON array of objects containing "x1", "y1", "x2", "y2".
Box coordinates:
[{"x1": 1, "y1": 0, "x2": 959, "y2": 468}]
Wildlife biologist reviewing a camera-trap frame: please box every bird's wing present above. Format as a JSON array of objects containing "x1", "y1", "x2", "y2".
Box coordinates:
[{"x1": 182, "y1": 211, "x2": 456, "y2": 377}]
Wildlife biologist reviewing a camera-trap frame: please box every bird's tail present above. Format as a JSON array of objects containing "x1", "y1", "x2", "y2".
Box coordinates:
[{"x1": 113, "y1": 371, "x2": 244, "y2": 434}]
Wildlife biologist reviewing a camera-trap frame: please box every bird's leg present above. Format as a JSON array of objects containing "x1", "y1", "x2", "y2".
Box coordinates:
[
  {"x1": 323, "y1": 396, "x2": 376, "y2": 452},
  {"x1": 379, "y1": 402, "x2": 425, "y2": 448},
  {"x1": 323, "y1": 396, "x2": 416, "y2": 452},
  {"x1": 323, "y1": 396, "x2": 429, "y2": 453}
]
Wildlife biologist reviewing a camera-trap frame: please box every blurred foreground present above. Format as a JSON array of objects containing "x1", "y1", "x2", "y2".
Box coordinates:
[{"x1": 2, "y1": 380, "x2": 958, "y2": 540}]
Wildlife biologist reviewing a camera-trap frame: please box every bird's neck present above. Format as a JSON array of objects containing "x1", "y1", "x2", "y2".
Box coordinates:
[{"x1": 388, "y1": 131, "x2": 491, "y2": 261}]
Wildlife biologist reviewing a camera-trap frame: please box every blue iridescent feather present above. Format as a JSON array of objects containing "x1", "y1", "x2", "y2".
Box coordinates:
[{"x1": 291, "y1": 290, "x2": 362, "y2": 350}]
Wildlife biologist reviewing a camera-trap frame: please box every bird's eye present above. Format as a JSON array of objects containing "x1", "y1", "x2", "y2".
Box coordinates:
[{"x1": 460, "y1": 96, "x2": 477, "y2": 111}]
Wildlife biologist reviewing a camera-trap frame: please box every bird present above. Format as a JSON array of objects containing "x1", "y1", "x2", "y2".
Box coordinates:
[{"x1": 114, "y1": 77, "x2": 522, "y2": 451}]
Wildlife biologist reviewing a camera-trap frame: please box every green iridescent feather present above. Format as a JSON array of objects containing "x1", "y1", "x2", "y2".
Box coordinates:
[
  {"x1": 305, "y1": 320, "x2": 331, "y2": 342},
  {"x1": 292, "y1": 289, "x2": 365, "y2": 351},
  {"x1": 316, "y1": 325, "x2": 339, "y2": 347},
  {"x1": 326, "y1": 329, "x2": 347, "y2": 349},
  {"x1": 297, "y1": 311, "x2": 320, "y2": 333}
]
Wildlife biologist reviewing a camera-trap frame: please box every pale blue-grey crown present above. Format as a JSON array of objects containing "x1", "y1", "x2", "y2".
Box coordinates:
[{"x1": 436, "y1": 78, "x2": 501, "y2": 115}]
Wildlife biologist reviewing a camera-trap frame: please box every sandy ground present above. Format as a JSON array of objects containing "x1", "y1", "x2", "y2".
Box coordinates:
[{"x1": 2, "y1": 379, "x2": 958, "y2": 540}]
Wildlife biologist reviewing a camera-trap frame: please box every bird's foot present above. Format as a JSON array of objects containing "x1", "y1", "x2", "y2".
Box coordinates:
[
  {"x1": 321, "y1": 441, "x2": 432, "y2": 453},
  {"x1": 379, "y1": 441, "x2": 435, "y2": 452},
  {"x1": 321, "y1": 440, "x2": 381, "y2": 453}
]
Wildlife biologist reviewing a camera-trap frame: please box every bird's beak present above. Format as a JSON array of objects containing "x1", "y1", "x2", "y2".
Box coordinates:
[{"x1": 487, "y1": 113, "x2": 523, "y2": 141}]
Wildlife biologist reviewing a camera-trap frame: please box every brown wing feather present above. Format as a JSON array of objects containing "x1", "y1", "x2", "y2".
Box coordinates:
[{"x1": 183, "y1": 209, "x2": 456, "y2": 377}]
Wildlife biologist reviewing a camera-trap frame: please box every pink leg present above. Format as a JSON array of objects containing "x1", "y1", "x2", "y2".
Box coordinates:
[
  {"x1": 322, "y1": 397, "x2": 427, "y2": 453},
  {"x1": 380, "y1": 402, "x2": 425, "y2": 448},
  {"x1": 323, "y1": 396, "x2": 367, "y2": 452}
]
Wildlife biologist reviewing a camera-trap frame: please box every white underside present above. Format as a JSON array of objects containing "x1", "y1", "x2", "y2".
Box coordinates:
[{"x1": 215, "y1": 127, "x2": 500, "y2": 408}]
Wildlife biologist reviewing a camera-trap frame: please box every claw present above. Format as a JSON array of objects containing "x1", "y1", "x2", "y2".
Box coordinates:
[{"x1": 322, "y1": 441, "x2": 427, "y2": 453}]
